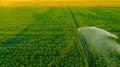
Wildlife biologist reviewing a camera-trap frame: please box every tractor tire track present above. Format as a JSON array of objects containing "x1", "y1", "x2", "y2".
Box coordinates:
[
  {"x1": 79, "y1": 33, "x2": 96, "y2": 67},
  {"x1": 68, "y1": 7, "x2": 89, "y2": 66},
  {"x1": 48, "y1": 7, "x2": 88, "y2": 67},
  {"x1": 68, "y1": 7, "x2": 98, "y2": 67},
  {"x1": 68, "y1": 7, "x2": 79, "y2": 28}
]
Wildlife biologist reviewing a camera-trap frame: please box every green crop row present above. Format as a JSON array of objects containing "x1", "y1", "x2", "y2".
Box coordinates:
[{"x1": 0, "y1": 6, "x2": 120, "y2": 67}]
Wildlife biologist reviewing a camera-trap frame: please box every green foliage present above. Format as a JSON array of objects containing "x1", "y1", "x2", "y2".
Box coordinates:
[
  {"x1": 0, "y1": 6, "x2": 120, "y2": 67},
  {"x1": 0, "y1": 7, "x2": 87, "y2": 67}
]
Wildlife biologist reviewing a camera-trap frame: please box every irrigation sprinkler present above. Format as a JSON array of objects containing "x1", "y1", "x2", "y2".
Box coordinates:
[
  {"x1": 78, "y1": 27, "x2": 120, "y2": 56},
  {"x1": 78, "y1": 27, "x2": 120, "y2": 66}
]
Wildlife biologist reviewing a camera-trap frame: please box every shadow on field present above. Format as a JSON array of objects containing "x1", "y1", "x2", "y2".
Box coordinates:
[
  {"x1": 0, "y1": 11, "x2": 44, "y2": 45},
  {"x1": 0, "y1": 23, "x2": 34, "y2": 45}
]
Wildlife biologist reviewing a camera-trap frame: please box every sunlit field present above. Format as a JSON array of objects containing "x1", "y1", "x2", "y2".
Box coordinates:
[
  {"x1": 0, "y1": 1, "x2": 120, "y2": 67},
  {"x1": 0, "y1": 1, "x2": 120, "y2": 7}
]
